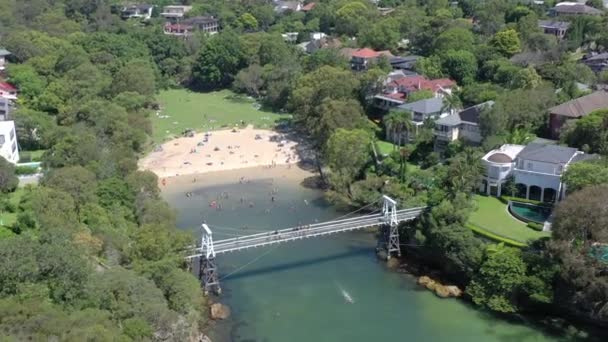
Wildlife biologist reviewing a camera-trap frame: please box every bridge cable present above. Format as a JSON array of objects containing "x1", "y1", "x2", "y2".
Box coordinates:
[
  {"x1": 219, "y1": 245, "x2": 279, "y2": 281},
  {"x1": 330, "y1": 200, "x2": 380, "y2": 222}
]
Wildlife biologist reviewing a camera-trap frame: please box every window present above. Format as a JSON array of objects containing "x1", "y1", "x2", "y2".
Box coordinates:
[
  {"x1": 9, "y1": 129, "x2": 14, "y2": 141},
  {"x1": 0, "y1": 135, "x2": 4, "y2": 145},
  {"x1": 11, "y1": 141, "x2": 16, "y2": 153},
  {"x1": 527, "y1": 162, "x2": 533, "y2": 170}
]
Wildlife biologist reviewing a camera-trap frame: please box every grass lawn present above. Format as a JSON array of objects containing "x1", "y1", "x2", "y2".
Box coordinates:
[
  {"x1": 468, "y1": 195, "x2": 550, "y2": 243},
  {"x1": 151, "y1": 89, "x2": 292, "y2": 143},
  {"x1": 376, "y1": 140, "x2": 419, "y2": 171},
  {"x1": 19, "y1": 149, "x2": 45, "y2": 162},
  {"x1": 0, "y1": 187, "x2": 27, "y2": 228}
]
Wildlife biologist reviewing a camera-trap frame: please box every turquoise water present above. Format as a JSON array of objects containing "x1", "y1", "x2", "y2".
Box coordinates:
[
  {"x1": 510, "y1": 202, "x2": 552, "y2": 223},
  {"x1": 164, "y1": 170, "x2": 564, "y2": 342}
]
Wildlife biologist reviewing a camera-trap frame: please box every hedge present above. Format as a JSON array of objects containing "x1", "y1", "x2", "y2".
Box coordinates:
[
  {"x1": 466, "y1": 223, "x2": 527, "y2": 248},
  {"x1": 527, "y1": 222, "x2": 544, "y2": 231},
  {"x1": 498, "y1": 196, "x2": 553, "y2": 208},
  {"x1": 15, "y1": 165, "x2": 39, "y2": 175}
]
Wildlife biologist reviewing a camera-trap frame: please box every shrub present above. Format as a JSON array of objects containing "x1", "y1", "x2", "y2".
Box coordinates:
[
  {"x1": 15, "y1": 166, "x2": 39, "y2": 175},
  {"x1": 527, "y1": 222, "x2": 544, "y2": 231},
  {"x1": 499, "y1": 196, "x2": 553, "y2": 208}
]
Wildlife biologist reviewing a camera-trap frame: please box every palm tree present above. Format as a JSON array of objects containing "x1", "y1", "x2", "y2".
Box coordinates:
[
  {"x1": 441, "y1": 93, "x2": 463, "y2": 116},
  {"x1": 447, "y1": 147, "x2": 485, "y2": 196},
  {"x1": 383, "y1": 109, "x2": 414, "y2": 147},
  {"x1": 504, "y1": 128, "x2": 534, "y2": 145}
]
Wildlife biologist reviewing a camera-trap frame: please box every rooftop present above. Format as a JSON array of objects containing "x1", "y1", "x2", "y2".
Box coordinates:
[
  {"x1": 0, "y1": 82, "x2": 17, "y2": 91},
  {"x1": 436, "y1": 101, "x2": 494, "y2": 126},
  {"x1": 548, "y1": 90, "x2": 608, "y2": 118},
  {"x1": 483, "y1": 144, "x2": 525, "y2": 164},
  {"x1": 397, "y1": 97, "x2": 444, "y2": 115},
  {"x1": 389, "y1": 75, "x2": 455, "y2": 93},
  {"x1": 538, "y1": 20, "x2": 570, "y2": 30},
  {"x1": 553, "y1": 2, "x2": 603, "y2": 14},
  {"x1": 301, "y1": 2, "x2": 316, "y2": 11},
  {"x1": 0, "y1": 48, "x2": 10, "y2": 57},
  {"x1": 517, "y1": 143, "x2": 579, "y2": 164}
]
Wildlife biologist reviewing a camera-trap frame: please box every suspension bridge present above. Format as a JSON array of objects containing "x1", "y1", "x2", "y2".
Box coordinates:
[{"x1": 185, "y1": 195, "x2": 427, "y2": 294}]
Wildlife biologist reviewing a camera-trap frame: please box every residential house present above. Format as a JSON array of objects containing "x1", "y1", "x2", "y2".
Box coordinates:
[
  {"x1": 538, "y1": 20, "x2": 570, "y2": 39},
  {"x1": 0, "y1": 121, "x2": 19, "y2": 164},
  {"x1": 274, "y1": 1, "x2": 302, "y2": 13},
  {"x1": 296, "y1": 33, "x2": 339, "y2": 54},
  {"x1": 349, "y1": 48, "x2": 393, "y2": 71},
  {"x1": 0, "y1": 49, "x2": 10, "y2": 71},
  {"x1": 582, "y1": 52, "x2": 608, "y2": 73},
  {"x1": 0, "y1": 96, "x2": 13, "y2": 121},
  {"x1": 481, "y1": 144, "x2": 526, "y2": 197},
  {"x1": 160, "y1": 5, "x2": 192, "y2": 20},
  {"x1": 389, "y1": 55, "x2": 420, "y2": 71},
  {"x1": 433, "y1": 101, "x2": 493, "y2": 152},
  {"x1": 393, "y1": 97, "x2": 449, "y2": 141},
  {"x1": 481, "y1": 142, "x2": 595, "y2": 201},
  {"x1": 301, "y1": 2, "x2": 316, "y2": 12},
  {"x1": 164, "y1": 16, "x2": 219, "y2": 36},
  {"x1": 550, "y1": 2, "x2": 603, "y2": 16},
  {"x1": 282, "y1": 32, "x2": 299, "y2": 43},
  {"x1": 0, "y1": 82, "x2": 17, "y2": 100},
  {"x1": 120, "y1": 4, "x2": 154, "y2": 20},
  {"x1": 374, "y1": 74, "x2": 455, "y2": 109},
  {"x1": 548, "y1": 90, "x2": 608, "y2": 139}
]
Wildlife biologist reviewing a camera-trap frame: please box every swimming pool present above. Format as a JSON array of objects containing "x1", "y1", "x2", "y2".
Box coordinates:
[{"x1": 509, "y1": 201, "x2": 552, "y2": 224}]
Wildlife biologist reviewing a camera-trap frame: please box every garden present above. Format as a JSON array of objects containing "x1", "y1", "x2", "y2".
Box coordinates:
[{"x1": 467, "y1": 195, "x2": 551, "y2": 245}]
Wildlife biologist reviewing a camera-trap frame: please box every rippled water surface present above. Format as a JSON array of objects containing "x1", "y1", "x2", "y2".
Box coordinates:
[{"x1": 163, "y1": 168, "x2": 561, "y2": 342}]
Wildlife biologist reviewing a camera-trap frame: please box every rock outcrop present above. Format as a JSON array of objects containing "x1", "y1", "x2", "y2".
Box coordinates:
[
  {"x1": 386, "y1": 257, "x2": 400, "y2": 269},
  {"x1": 417, "y1": 276, "x2": 462, "y2": 299},
  {"x1": 210, "y1": 303, "x2": 231, "y2": 320}
]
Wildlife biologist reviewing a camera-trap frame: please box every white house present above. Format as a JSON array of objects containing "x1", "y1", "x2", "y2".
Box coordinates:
[
  {"x1": 433, "y1": 101, "x2": 493, "y2": 152},
  {"x1": 481, "y1": 144, "x2": 525, "y2": 196},
  {"x1": 120, "y1": 4, "x2": 154, "y2": 20},
  {"x1": 0, "y1": 121, "x2": 19, "y2": 163},
  {"x1": 0, "y1": 95, "x2": 12, "y2": 121},
  {"x1": 160, "y1": 5, "x2": 192, "y2": 20},
  {"x1": 481, "y1": 142, "x2": 596, "y2": 202}
]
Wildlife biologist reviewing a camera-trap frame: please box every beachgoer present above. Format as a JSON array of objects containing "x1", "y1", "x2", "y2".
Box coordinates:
[
  {"x1": 249, "y1": 201, "x2": 254, "y2": 208},
  {"x1": 271, "y1": 196, "x2": 275, "y2": 202},
  {"x1": 161, "y1": 178, "x2": 166, "y2": 186}
]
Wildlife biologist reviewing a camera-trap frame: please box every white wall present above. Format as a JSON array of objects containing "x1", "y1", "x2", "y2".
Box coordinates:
[{"x1": 0, "y1": 121, "x2": 19, "y2": 163}]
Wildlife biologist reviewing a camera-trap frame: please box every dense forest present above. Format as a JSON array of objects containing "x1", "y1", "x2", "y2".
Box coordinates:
[{"x1": 0, "y1": 0, "x2": 607, "y2": 340}]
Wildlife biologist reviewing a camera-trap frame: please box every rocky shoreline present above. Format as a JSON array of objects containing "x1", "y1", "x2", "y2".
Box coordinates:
[{"x1": 379, "y1": 251, "x2": 463, "y2": 299}]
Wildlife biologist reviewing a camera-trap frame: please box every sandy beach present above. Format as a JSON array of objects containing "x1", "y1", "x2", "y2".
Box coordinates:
[{"x1": 139, "y1": 126, "x2": 300, "y2": 178}]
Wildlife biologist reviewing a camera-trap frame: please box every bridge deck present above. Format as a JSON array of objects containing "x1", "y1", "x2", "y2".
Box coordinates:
[{"x1": 186, "y1": 207, "x2": 426, "y2": 258}]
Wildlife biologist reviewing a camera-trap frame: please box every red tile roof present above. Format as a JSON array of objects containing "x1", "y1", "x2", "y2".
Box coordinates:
[
  {"x1": 0, "y1": 82, "x2": 17, "y2": 92},
  {"x1": 352, "y1": 48, "x2": 380, "y2": 59},
  {"x1": 385, "y1": 92, "x2": 406, "y2": 100},
  {"x1": 389, "y1": 75, "x2": 455, "y2": 93},
  {"x1": 301, "y1": 2, "x2": 316, "y2": 11}
]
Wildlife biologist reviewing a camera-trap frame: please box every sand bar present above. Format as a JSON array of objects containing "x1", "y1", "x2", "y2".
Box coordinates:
[{"x1": 139, "y1": 126, "x2": 300, "y2": 178}]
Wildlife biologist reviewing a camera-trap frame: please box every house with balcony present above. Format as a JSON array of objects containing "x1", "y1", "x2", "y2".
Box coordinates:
[
  {"x1": 0, "y1": 96, "x2": 14, "y2": 121},
  {"x1": 160, "y1": 5, "x2": 192, "y2": 20},
  {"x1": 393, "y1": 97, "x2": 450, "y2": 142},
  {"x1": 538, "y1": 20, "x2": 570, "y2": 39},
  {"x1": 349, "y1": 48, "x2": 393, "y2": 71},
  {"x1": 433, "y1": 101, "x2": 493, "y2": 152},
  {"x1": 481, "y1": 142, "x2": 596, "y2": 202},
  {"x1": 0, "y1": 82, "x2": 17, "y2": 100},
  {"x1": 374, "y1": 75, "x2": 455, "y2": 110},
  {"x1": 164, "y1": 16, "x2": 219, "y2": 36},
  {"x1": 120, "y1": 4, "x2": 154, "y2": 20},
  {"x1": 0, "y1": 121, "x2": 19, "y2": 164},
  {"x1": 548, "y1": 90, "x2": 608, "y2": 139},
  {"x1": 274, "y1": 1, "x2": 302, "y2": 13}
]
